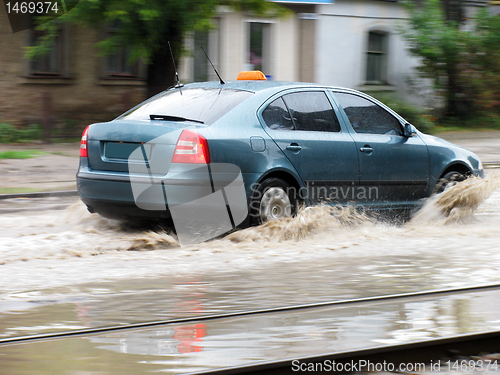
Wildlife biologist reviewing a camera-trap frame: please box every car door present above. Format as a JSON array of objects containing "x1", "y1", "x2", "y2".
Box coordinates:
[
  {"x1": 260, "y1": 90, "x2": 359, "y2": 204},
  {"x1": 332, "y1": 91, "x2": 430, "y2": 204}
]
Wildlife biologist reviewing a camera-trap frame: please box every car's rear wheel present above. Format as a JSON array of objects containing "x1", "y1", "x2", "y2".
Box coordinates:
[
  {"x1": 433, "y1": 171, "x2": 466, "y2": 194},
  {"x1": 251, "y1": 178, "x2": 298, "y2": 225}
]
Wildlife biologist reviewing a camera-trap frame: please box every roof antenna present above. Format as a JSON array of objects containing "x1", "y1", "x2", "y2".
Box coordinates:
[
  {"x1": 201, "y1": 46, "x2": 225, "y2": 85},
  {"x1": 168, "y1": 41, "x2": 183, "y2": 88}
]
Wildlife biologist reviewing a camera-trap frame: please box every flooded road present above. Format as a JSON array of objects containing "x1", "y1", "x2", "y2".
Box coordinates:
[
  {"x1": 1, "y1": 172, "x2": 500, "y2": 373},
  {"x1": 0, "y1": 172, "x2": 499, "y2": 342}
]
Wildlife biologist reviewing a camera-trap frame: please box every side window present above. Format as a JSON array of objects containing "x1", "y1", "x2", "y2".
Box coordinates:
[
  {"x1": 262, "y1": 97, "x2": 294, "y2": 131},
  {"x1": 334, "y1": 93, "x2": 402, "y2": 135},
  {"x1": 282, "y1": 91, "x2": 341, "y2": 132}
]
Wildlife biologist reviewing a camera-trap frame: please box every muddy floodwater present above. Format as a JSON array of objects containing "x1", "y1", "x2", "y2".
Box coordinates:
[{"x1": 0, "y1": 172, "x2": 500, "y2": 373}]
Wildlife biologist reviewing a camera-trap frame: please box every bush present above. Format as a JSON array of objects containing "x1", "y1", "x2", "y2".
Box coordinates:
[
  {"x1": 0, "y1": 123, "x2": 43, "y2": 143},
  {"x1": 22, "y1": 124, "x2": 43, "y2": 141},
  {"x1": 0, "y1": 123, "x2": 19, "y2": 143}
]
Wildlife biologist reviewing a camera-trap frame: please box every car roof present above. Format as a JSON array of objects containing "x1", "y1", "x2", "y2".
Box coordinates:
[
  {"x1": 179, "y1": 80, "x2": 351, "y2": 94},
  {"x1": 173, "y1": 80, "x2": 405, "y2": 121}
]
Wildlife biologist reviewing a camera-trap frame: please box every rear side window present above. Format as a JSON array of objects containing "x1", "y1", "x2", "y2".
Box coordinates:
[
  {"x1": 334, "y1": 92, "x2": 402, "y2": 135},
  {"x1": 120, "y1": 88, "x2": 254, "y2": 125},
  {"x1": 262, "y1": 97, "x2": 294, "y2": 130},
  {"x1": 283, "y1": 91, "x2": 341, "y2": 132},
  {"x1": 262, "y1": 91, "x2": 341, "y2": 132}
]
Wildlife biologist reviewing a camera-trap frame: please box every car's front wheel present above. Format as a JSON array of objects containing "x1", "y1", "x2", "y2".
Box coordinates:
[
  {"x1": 251, "y1": 178, "x2": 298, "y2": 225},
  {"x1": 433, "y1": 171, "x2": 466, "y2": 194}
]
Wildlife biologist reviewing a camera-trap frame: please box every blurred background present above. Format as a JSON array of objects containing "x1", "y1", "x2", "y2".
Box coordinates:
[{"x1": 1, "y1": 0, "x2": 500, "y2": 142}]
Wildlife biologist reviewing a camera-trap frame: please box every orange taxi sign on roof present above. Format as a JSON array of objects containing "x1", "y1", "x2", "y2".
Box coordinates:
[{"x1": 237, "y1": 71, "x2": 267, "y2": 81}]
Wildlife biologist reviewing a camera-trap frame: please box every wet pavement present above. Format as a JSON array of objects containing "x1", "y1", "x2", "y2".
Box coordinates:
[{"x1": 0, "y1": 142, "x2": 79, "y2": 194}]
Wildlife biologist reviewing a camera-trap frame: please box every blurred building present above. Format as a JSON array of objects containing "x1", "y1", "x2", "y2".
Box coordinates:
[
  {"x1": 0, "y1": 9, "x2": 147, "y2": 133},
  {"x1": 0, "y1": 0, "x2": 492, "y2": 133},
  {"x1": 181, "y1": 0, "x2": 490, "y2": 103},
  {"x1": 182, "y1": 0, "x2": 413, "y2": 90}
]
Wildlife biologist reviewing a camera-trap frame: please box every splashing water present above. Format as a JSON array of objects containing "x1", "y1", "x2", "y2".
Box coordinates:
[
  {"x1": 128, "y1": 230, "x2": 180, "y2": 251},
  {"x1": 1, "y1": 171, "x2": 500, "y2": 295},
  {"x1": 411, "y1": 170, "x2": 500, "y2": 224},
  {"x1": 226, "y1": 205, "x2": 374, "y2": 243},
  {"x1": 1, "y1": 171, "x2": 499, "y2": 266}
]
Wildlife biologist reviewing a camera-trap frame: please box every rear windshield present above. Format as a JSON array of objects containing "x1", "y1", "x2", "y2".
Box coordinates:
[{"x1": 119, "y1": 88, "x2": 254, "y2": 125}]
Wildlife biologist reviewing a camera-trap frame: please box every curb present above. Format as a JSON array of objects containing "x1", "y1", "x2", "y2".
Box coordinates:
[{"x1": 0, "y1": 190, "x2": 78, "y2": 200}]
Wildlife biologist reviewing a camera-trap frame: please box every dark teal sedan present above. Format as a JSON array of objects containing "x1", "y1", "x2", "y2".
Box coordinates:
[{"x1": 77, "y1": 74, "x2": 483, "y2": 235}]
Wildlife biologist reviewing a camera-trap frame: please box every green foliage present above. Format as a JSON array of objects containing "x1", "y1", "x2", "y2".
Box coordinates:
[
  {"x1": 0, "y1": 123, "x2": 43, "y2": 144},
  {"x1": 0, "y1": 150, "x2": 48, "y2": 160},
  {"x1": 399, "y1": 0, "x2": 460, "y2": 82},
  {"x1": 372, "y1": 94, "x2": 436, "y2": 134},
  {"x1": 463, "y1": 9, "x2": 500, "y2": 118},
  {"x1": 399, "y1": 0, "x2": 500, "y2": 124},
  {"x1": 0, "y1": 123, "x2": 17, "y2": 143},
  {"x1": 26, "y1": 0, "x2": 289, "y2": 65}
]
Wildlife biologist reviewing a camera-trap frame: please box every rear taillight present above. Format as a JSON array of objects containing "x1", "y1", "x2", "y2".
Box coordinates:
[
  {"x1": 172, "y1": 129, "x2": 210, "y2": 164},
  {"x1": 80, "y1": 126, "x2": 89, "y2": 158}
]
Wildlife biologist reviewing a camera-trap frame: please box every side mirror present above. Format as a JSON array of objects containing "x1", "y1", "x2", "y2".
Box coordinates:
[{"x1": 403, "y1": 123, "x2": 417, "y2": 137}]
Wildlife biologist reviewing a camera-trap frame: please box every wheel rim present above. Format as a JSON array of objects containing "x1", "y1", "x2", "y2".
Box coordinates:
[
  {"x1": 435, "y1": 172, "x2": 465, "y2": 194},
  {"x1": 259, "y1": 187, "x2": 292, "y2": 222}
]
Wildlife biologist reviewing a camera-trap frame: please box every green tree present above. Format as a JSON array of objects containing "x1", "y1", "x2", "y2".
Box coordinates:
[
  {"x1": 400, "y1": 0, "x2": 500, "y2": 123},
  {"x1": 399, "y1": 0, "x2": 469, "y2": 117},
  {"x1": 27, "y1": 0, "x2": 287, "y2": 98},
  {"x1": 463, "y1": 8, "x2": 500, "y2": 119}
]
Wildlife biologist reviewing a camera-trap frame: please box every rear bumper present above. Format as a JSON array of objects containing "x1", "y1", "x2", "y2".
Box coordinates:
[
  {"x1": 77, "y1": 176, "x2": 173, "y2": 220},
  {"x1": 77, "y1": 162, "x2": 251, "y2": 222}
]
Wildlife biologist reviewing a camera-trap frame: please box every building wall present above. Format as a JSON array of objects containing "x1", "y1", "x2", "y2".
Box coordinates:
[
  {"x1": 0, "y1": 6, "x2": 146, "y2": 132},
  {"x1": 180, "y1": 8, "x2": 301, "y2": 83},
  {"x1": 316, "y1": 0, "x2": 422, "y2": 100},
  {"x1": 298, "y1": 15, "x2": 316, "y2": 83}
]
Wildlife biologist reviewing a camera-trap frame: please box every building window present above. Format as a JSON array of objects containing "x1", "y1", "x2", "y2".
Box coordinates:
[
  {"x1": 105, "y1": 51, "x2": 139, "y2": 77},
  {"x1": 28, "y1": 21, "x2": 66, "y2": 76},
  {"x1": 247, "y1": 22, "x2": 270, "y2": 74},
  {"x1": 104, "y1": 23, "x2": 140, "y2": 78},
  {"x1": 366, "y1": 31, "x2": 388, "y2": 84}
]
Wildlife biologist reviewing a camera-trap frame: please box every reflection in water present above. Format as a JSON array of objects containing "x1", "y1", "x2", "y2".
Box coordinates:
[
  {"x1": 173, "y1": 324, "x2": 207, "y2": 353},
  {"x1": 75, "y1": 290, "x2": 500, "y2": 373},
  {"x1": 1, "y1": 291, "x2": 499, "y2": 374}
]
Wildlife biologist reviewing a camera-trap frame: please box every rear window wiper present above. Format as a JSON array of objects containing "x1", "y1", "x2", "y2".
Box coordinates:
[{"x1": 149, "y1": 114, "x2": 204, "y2": 124}]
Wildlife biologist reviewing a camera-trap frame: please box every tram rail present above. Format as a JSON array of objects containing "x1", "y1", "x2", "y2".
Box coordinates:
[
  {"x1": 187, "y1": 330, "x2": 500, "y2": 374},
  {"x1": 2, "y1": 282, "x2": 500, "y2": 346}
]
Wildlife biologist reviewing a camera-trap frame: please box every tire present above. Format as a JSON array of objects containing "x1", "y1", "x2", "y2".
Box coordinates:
[
  {"x1": 250, "y1": 178, "x2": 298, "y2": 225},
  {"x1": 433, "y1": 171, "x2": 466, "y2": 194}
]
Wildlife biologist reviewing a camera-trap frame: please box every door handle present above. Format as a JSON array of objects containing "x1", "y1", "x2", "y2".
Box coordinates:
[
  {"x1": 286, "y1": 143, "x2": 302, "y2": 152},
  {"x1": 359, "y1": 145, "x2": 374, "y2": 153}
]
